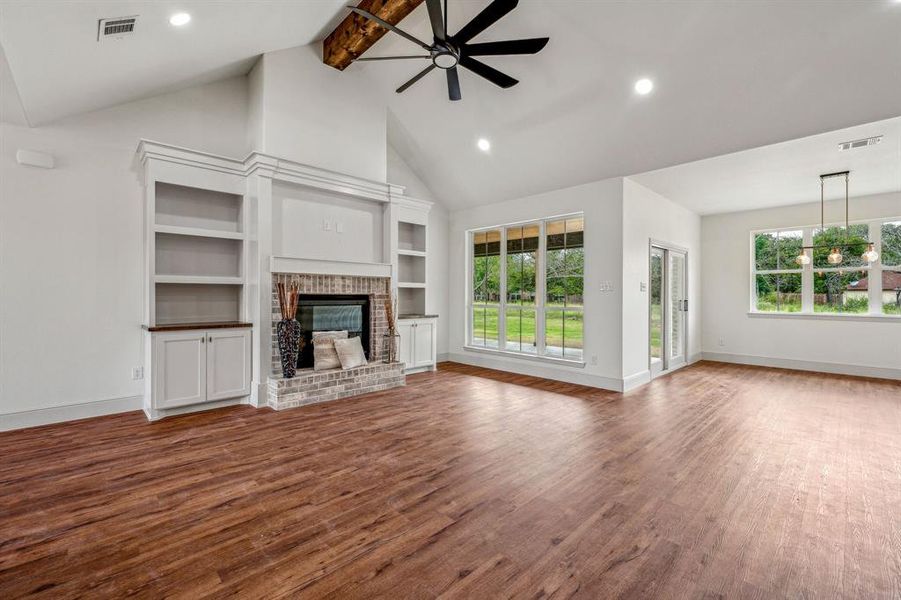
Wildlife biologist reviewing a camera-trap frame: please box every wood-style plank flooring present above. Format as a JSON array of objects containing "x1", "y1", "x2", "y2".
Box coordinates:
[{"x1": 1, "y1": 361, "x2": 900, "y2": 598}]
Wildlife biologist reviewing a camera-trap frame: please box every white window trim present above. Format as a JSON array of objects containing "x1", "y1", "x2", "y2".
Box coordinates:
[
  {"x1": 750, "y1": 216, "x2": 901, "y2": 319},
  {"x1": 466, "y1": 213, "x2": 585, "y2": 365}
]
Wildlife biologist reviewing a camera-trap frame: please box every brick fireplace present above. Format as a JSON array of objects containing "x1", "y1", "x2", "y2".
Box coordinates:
[{"x1": 267, "y1": 271, "x2": 405, "y2": 410}]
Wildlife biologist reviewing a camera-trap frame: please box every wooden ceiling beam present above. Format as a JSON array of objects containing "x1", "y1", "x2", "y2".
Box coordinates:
[{"x1": 323, "y1": 0, "x2": 425, "y2": 71}]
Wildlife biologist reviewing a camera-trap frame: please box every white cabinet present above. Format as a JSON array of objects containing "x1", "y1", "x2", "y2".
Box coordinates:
[
  {"x1": 206, "y1": 329, "x2": 253, "y2": 401},
  {"x1": 150, "y1": 328, "x2": 251, "y2": 415},
  {"x1": 153, "y1": 332, "x2": 207, "y2": 409},
  {"x1": 397, "y1": 317, "x2": 437, "y2": 373}
]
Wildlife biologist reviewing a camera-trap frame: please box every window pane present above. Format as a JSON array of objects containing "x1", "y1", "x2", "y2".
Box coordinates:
[
  {"x1": 544, "y1": 310, "x2": 564, "y2": 357},
  {"x1": 547, "y1": 276, "x2": 565, "y2": 306},
  {"x1": 776, "y1": 230, "x2": 803, "y2": 270},
  {"x1": 755, "y1": 233, "x2": 778, "y2": 270},
  {"x1": 505, "y1": 308, "x2": 537, "y2": 353},
  {"x1": 564, "y1": 246, "x2": 584, "y2": 275},
  {"x1": 884, "y1": 270, "x2": 901, "y2": 315},
  {"x1": 565, "y1": 276, "x2": 583, "y2": 307},
  {"x1": 756, "y1": 273, "x2": 801, "y2": 312},
  {"x1": 565, "y1": 217, "x2": 584, "y2": 248},
  {"x1": 473, "y1": 256, "x2": 485, "y2": 302},
  {"x1": 472, "y1": 306, "x2": 500, "y2": 348},
  {"x1": 650, "y1": 252, "x2": 663, "y2": 359},
  {"x1": 485, "y1": 255, "x2": 500, "y2": 302},
  {"x1": 563, "y1": 311, "x2": 583, "y2": 360},
  {"x1": 813, "y1": 224, "x2": 868, "y2": 268},
  {"x1": 814, "y1": 270, "x2": 868, "y2": 313},
  {"x1": 547, "y1": 220, "x2": 566, "y2": 250},
  {"x1": 882, "y1": 221, "x2": 901, "y2": 267},
  {"x1": 547, "y1": 248, "x2": 565, "y2": 277},
  {"x1": 507, "y1": 225, "x2": 537, "y2": 306}
]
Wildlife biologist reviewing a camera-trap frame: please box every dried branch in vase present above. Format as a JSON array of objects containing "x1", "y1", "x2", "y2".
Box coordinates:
[{"x1": 385, "y1": 289, "x2": 397, "y2": 333}]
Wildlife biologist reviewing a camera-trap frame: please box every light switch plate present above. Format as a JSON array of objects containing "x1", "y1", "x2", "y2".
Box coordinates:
[{"x1": 640, "y1": 282, "x2": 647, "y2": 292}]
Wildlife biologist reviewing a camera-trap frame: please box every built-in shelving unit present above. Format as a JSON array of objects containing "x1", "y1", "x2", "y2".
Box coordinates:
[
  {"x1": 391, "y1": 216, "x2": 429, "y2": 315},
  {"x1": 148, "y1": 182, "x2": 247, "y2": 326}
]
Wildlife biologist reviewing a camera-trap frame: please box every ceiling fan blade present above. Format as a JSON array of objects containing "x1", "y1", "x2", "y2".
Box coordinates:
[
  {"x1": 453, "y1": 0, "x2": 518, "y2": 44},
  {"x1": 396, "y1": 64, "x2": 437, "y2": 93},
  {"x1": 425, "y1": 0, "x2": 445, "y2": 41},
  {"x1": 355, "y1": 55, "x2": 431, "y2": 61},
  {"x1": 446, "y1": 67, "x2": 462, "y2": 101},
  {"x1": 464, "y1": 38, "x2": 549, "y2": 56},
  {"x1": 459, "y1": 55, "x2": 518, "y2": 88},
  {"x1": 348, "y1": 6, "x2": 432, "y2": 51},
  {"x1": 443, "y1": 0, "x2": 448, "y2": 39}
]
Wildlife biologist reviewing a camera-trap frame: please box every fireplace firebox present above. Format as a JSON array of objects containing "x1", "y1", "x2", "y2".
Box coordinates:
[{"x1": 296, "y1": 294, "x2": 370, "y2": 369}]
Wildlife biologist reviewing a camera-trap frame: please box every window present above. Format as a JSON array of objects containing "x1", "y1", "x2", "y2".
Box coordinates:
[
  {"x1": 881, "y1": 220, "x2": 901, "y2": 315},
  {"x1": 753, "y1": 230, "x2": 802, "y2": 312},
  {"x1": 751, "y1": 218, "x2": 901, "y2": 317},
  {"x1": 471, "y1": 229, "x2": 500, "y2": 348},
  {"x1": 468, "y1": 214, "x2": 584, "y2": 361}
]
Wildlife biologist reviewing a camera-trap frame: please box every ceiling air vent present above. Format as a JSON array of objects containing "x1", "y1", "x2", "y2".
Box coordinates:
[
  {"x1": 838, "y1": 135, "x2": 882, "y2": 151},
  {"x1": 97, "y1": 16, "x2": 137, "y2": 41}
]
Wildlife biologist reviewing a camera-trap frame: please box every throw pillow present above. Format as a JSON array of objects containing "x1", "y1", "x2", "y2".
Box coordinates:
[
  {"x1": 312, "y1": 330, "x2": 348, "y2": 371},
  {"x1": 334, "y1": 336, "x2": 368, "y2": 370}
]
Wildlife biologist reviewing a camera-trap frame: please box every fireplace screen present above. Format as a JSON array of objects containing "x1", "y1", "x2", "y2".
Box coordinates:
[{"x1": 296, "y1": 295, "x2": 369, "y2": 369}]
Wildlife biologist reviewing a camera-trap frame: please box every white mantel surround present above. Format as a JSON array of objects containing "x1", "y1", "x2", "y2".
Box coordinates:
[{"x1": 269, "y1": 257, "x2": 391, "y2": 278}]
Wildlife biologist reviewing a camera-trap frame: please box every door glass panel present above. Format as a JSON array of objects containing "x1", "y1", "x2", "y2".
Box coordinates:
[
  {"x1": 668, "y1": 252, "x2": 685, "y2": 361},
  {"x1": 650, "y1": 249, "x2": 663, "y2": 362}
]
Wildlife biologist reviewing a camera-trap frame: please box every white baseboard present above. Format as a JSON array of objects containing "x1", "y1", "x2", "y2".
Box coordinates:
[
  {"x1": 437, "y1": 352, "x2": 450, "y2": 363},
  {"x1": 701, "y1": 352, "x2": 901, "y2": 381},
  {"x1": 143, "y1": 397, "x2": 247, "y2": 421},
  {"x1": 0, "y1": 395, "x2": 143, "y2": 432},
  {"x1": 622, "y1": 370, "x2": 651, "y2": 391},
  {"x1": 445, "y1": 352, "x2": 623, "y2": 392}
]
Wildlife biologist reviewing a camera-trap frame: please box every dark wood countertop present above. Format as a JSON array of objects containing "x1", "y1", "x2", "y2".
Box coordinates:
[{"x1": 143, "y1": 321, "x2": 252, "y2": 332}]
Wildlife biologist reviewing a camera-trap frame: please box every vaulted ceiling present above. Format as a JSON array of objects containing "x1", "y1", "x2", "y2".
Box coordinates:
[{"x1": 2, "y1": 0, "x2": 900, "y2": 211}]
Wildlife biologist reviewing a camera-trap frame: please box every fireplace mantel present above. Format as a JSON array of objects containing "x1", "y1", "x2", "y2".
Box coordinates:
[{"x1": 270, "y1": 256, "x2": 392, "y2": 278}]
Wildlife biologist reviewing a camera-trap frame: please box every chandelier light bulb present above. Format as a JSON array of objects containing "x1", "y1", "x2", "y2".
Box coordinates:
[
  {"x1": 795, "y1": 251, "x2": 811, "y2": 266},
  {"x1": 827, "y1": 248, "x2": 843, "y2": 265},
  {"x1": 862, "y1": 243, "x2": 879, "y2": 263}
]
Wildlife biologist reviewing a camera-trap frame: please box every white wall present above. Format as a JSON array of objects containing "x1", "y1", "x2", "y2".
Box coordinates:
[
  {"x1": 447, "y1": 178, "x2": 626, "y2": 390},
  {"x1": 622, "y1": 179, "x2": 702, "y2": 383},
  {"x1": 386, "y1": 143, "x2": 450, "y2": 356},
  {"x1": 701, "y1": 191, "x2": 901, "y2": 378},
  {"x1": 253, "y1": 44, "x2": 387, "y2": 183},
  {"x1": 0, "y1": 77, "x2": 249, "y2": 419},
  {"x1": 272, "y1": 181, "x2": 385, "y2": 263}
]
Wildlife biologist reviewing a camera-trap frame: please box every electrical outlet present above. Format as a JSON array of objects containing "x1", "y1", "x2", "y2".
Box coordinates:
[
  {"x1": 590, "y1": 355, "x2": 598, "y2": 366},
  {"x1": 718, "y1": 337, "x2": 725, "y2": 347},
  {"x1": 640, "y1": 282, "x2": 647, "y2": 292},
  {"x1": 132, "y1": 366, "x2": 144, "y2": 380},
  {"x1": 336, "y1": 222, "x2": 344, "y2": 234}
]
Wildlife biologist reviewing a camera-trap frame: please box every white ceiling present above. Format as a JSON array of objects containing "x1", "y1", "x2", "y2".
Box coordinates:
[
  {"x1": 632, "y1": 116, "x2": 901, "y2": 215},
  {"x1": 1, "y1": 1, "x2": 900, "y2": 212},
  {"x1": 0, "y1": 0, "x2": 347, "y2": 125}
]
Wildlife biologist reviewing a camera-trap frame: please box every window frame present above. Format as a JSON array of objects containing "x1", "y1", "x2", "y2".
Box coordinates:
[
  {"x1": 750, "y1": 216, "x2": 901, "y2": 318},
  {"x1": 466, "y1": 213, "x2": 585, "y2": 364}
]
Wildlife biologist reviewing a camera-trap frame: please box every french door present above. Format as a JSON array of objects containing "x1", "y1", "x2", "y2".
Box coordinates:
[{"x1": 649, "y1": 244, "x2": 688, "y2": 378}]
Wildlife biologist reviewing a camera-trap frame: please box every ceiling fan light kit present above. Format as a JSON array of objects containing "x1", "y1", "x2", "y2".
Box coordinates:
[
  {"x1": 349, "y1": 0, "x2": 549, "y2": 101},
  {"x1": 793, "y1": 170, "x2": 880, "y2": 267}
]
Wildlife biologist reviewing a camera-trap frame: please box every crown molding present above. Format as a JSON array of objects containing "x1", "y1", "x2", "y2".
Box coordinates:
[{"x1": 135, "y1": 140, "x2": 407, "y2": 203}]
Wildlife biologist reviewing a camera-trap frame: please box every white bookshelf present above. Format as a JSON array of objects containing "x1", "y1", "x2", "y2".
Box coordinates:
[{"x1": 146, "y1": 180, "x2": 248, "y2": 326}]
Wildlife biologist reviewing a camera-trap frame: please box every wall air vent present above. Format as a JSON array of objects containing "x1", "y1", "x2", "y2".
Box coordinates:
[
  {"x1": 97, "y1": 16, "x2": 137, "y2": 41},
  {"x1": 838, "y1": 135, "x2": 882, "y2": 151}
]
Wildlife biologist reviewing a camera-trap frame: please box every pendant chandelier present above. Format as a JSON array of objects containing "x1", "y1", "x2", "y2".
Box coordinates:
[{"x1": 794, "y1": 170, "x2": 879, "y2": 266}]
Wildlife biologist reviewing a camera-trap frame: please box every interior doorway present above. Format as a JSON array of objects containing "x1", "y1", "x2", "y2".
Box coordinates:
[{"x1": 649, "y1": 243, "x2": 688, "y2": 378}]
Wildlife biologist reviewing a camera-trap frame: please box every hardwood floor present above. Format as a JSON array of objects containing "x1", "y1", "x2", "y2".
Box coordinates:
[{"x1": 1, "y1": 361, "x2": 900, "y2": 599}]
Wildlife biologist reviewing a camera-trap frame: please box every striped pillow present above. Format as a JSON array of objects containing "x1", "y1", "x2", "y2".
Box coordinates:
[{"x1": 312, "y1": 330, "x2": 348, "y2": 371}]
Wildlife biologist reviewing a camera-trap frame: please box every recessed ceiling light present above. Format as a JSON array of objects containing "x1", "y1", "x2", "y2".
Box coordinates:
[
  {"x1": 169, "y1": 12, "x2": 191, "y2": 27},
  {"x1": 477, "y1": 138, "x2": 491, "y2": 152},
  {"x1": 634, "y1": 78, "x2": 654, "y2": 95}
]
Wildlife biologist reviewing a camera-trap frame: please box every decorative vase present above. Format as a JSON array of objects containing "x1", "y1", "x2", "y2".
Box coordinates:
[
  {"x1": 277, "y1": 319, "x2": 302, "y2": 378},
  {"x1": 383, "y1": 330, "x2": 401, "y2": 364}
]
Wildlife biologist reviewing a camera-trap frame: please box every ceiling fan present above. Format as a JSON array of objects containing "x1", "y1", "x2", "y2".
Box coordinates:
[{"x1": 349, "y1": 0, "x2": 549, "y2": 101}]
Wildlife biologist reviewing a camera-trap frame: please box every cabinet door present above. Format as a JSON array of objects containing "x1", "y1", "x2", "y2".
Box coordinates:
[
  {"x1": 413, "y1": 320, "x2": 436, "y2": 367},
  {"x1": 206, "y1": 329, "x2": 252, "y2": 402},
  {"x1": 153, "y1": 332, "x2": 206, "y2": 409},
  {"x1": 397, "y1": 321, "x2": 415, "y2": 367}
]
